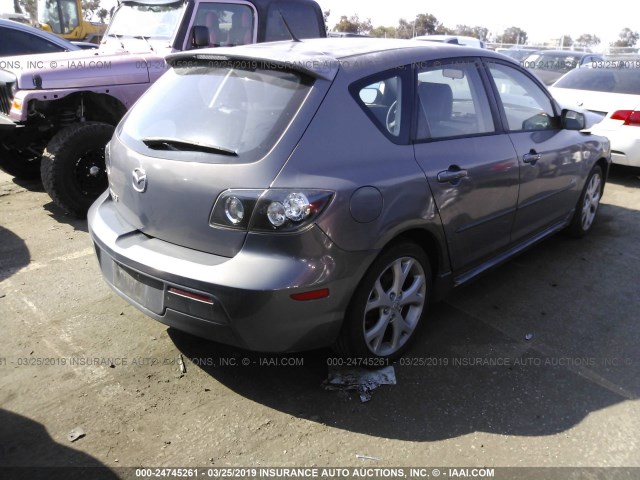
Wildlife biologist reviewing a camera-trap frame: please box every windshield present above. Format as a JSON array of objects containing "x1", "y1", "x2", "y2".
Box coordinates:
[
  {"x1": 120, "y1": 62, "x2": 313, "y2": 162},
  {"x1": 38, "y1": 0, "x2": 80, "y2": 34},
  {"x1": 554, "y1": 67, "x2": 640, "y2": 95},
  {"x1": 107, "y1": 1, "x2": 184, "y2": 39}
]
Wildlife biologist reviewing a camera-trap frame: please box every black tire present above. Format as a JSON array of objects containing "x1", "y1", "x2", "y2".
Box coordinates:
[
  {"x1": 334, "y1": 241, "x2": 432, "y2": 361},
  {"x1": 567, "y1": 165, "x2": 603, "y2": 238},
  {"x1": 41, "y1": 122, "x2": 114, "y2": 218}
]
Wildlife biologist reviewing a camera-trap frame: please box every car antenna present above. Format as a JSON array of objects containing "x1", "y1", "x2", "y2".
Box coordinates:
[{"x1": 279, "y1": 10, "x2": 301, "y2": 42}]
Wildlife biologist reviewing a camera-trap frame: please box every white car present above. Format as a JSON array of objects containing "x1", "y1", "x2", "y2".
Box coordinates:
[
  {"x1": 550, "y1": 65, "x2": 640, "y2": 167},
  {"x1": 413, "y1": 35, "x2": 486, "y2": 49}
]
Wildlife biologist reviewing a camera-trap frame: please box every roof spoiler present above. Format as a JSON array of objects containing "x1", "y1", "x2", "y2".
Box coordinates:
[{"x1": 166, "y1": 52, "x2": 338, "y2": 81}]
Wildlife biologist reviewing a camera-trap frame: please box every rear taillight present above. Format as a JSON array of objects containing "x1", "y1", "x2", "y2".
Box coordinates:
[
  {"x1": 210, "y1": 189, "x2": 334, "y2": 233},
  {"x1": 611, "y1": 110, "x2": 640, "y2": 126}
]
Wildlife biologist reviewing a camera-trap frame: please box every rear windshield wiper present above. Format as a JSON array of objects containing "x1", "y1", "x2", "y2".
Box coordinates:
[{"x1": 142, "y1": 137, "x2": 238, "y2": 156}]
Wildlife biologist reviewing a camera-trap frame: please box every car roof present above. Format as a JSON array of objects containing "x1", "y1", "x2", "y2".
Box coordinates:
[
  {"x1": 0, "y1": 18, "x2": 79, "y2": 51},
  {"x1": 169, "y1": 37, "x2": 506, "y2": 80}
]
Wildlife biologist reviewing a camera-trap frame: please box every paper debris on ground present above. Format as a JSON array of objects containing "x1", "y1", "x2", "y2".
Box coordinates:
[{"x1": 323, "y1": 365, "x2": 396, "y2": 402}]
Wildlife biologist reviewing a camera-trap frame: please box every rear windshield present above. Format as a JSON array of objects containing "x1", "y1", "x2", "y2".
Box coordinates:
[
  {"x1": 554, "y1": 67, "x2": 640, "y2": 95},
  {"x1": 120, "y1": 62, "x2": 312, "y2": 162}
]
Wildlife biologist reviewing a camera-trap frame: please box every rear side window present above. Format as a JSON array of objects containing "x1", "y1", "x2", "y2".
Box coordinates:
[
  {"x1": 416, "y1": 61, "x2": 495, "y2": 140},
  {"x1": 120, "y1": 62, "x2": 312, "y2": 162},
  {"x1": 487, "y1": 62, "x2": 558, "y2": 131},
  {"x1": 355, "y1": 74, "x2": 403, "y2": 139},
  {"x1": 191, "y1": 2, "x2": 255, "y2": 48},
  {"x1": 265, "y1": 1, "x2": 324, "y2": 41}
]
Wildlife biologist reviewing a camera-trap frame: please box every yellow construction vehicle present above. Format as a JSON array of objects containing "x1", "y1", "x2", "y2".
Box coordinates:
[{"x1": 37, "y1": 0, "x2": 106, "y2": 43}]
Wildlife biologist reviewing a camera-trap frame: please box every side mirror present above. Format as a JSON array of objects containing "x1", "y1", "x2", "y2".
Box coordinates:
[
  {"x1": 562, "y1": 109, "x2": 586, "y2": 130},
  {"x1": 522, "y1": 113, "x2": 552, "y2": 130},
  {"x1": 191, "y1": 25, "x2": 210, "y2": 49}
]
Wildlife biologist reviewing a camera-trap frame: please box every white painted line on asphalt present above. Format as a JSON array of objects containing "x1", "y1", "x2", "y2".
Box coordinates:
[
  {"x1": 19, "y1": 247, "x2": 95, "y2": 274},
  {"x1": 19, "y1": 294, "x2": 110, "y2": 385}
]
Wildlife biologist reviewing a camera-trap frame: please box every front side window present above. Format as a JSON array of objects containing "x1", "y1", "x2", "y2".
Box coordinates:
[
  {"x1": 120, "y1": 63, "x2": 312, "y2": 163},
  {"x1": 487, "y1": 62, "x2": 557, "y2": 131},
  {"x1": 416, "y1": 60, "x2": 495, "y2": 140},
  {"x1": 355, "y1": 74, "x2": 403, "y2": 138},
  {"x1": 191, "y1": 2, "x2": 255, "y2": 48}
]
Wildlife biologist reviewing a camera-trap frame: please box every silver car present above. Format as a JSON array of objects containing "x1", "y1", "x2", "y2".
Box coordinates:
[{"x1": 88, "y1": 39, "x2": 611, "y2": 360}]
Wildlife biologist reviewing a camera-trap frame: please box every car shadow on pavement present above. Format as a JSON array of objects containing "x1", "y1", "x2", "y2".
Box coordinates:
[
  {"x1": 607, "y1": 165, "x2": 640, "y2": 187},
  {"x1": 0, "y1": 174, "x2": 45, "y2": 192},
  {"x1": 0, "y1": 226, "x2": 30, "y2": 282},
  {"x1": 0, "y1": 409, "x2": 119, "y2": 480},
  {"x1": 168, "y1": 200, "x2": 640, "y2": 442},
  {"x1": 168, "y1": 307, "x2": 632, "y2": 442},
  {"x1": 42, "y1": 202, "x2": 89, "y2": 232},
  {"x1": 169, "y1": 271, "x2": 637, "y2": 443}
]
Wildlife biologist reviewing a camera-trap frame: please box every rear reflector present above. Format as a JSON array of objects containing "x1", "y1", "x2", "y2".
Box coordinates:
[
  {"x1": 290, "y1": 288, "x2": 330, "y2": 301},
  {"x1": 168, "y1": 287, "x2": 213, "y2": 304},
  {"x1": 611, "y1": 110, "x2": 640, "y2": 126}
]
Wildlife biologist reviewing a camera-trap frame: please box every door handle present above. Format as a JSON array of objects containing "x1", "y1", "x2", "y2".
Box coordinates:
[
  {"x1": 437, "y1": 168, "x2": 468, "y2": 183},
  {"x1": 523, "y1": 151, "x2": 542, "y2": 164}
]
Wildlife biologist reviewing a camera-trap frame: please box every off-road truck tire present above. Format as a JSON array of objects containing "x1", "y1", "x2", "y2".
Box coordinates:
[{"x1": 41, "y1": 121, "x2": 114, "y2": 218}]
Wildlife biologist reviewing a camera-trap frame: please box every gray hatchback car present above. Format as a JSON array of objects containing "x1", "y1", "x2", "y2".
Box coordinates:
[{"x1": 88, "y1": 38, "x2": 611, "y2": 361}]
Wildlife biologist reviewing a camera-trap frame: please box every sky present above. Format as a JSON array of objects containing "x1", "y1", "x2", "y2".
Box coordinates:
[{"x1": 316, "y1": 0, "x2": 640, "y2": 47}]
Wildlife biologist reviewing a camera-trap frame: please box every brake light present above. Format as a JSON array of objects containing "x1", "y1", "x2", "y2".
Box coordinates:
[
  {"x1": 611, "y1": 110, "x2": 640, "y2": 126},
  {"x1": 168, "y1": 287, "x2": 213, "y2": 304},
  {"x1": 290, "y1": 288, "x2": 330, "y2": 301}
]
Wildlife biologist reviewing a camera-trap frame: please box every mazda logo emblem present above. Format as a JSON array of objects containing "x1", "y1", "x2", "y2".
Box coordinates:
[{"x1": 132, "y1": 168, "x2": 147, "y2": 193}]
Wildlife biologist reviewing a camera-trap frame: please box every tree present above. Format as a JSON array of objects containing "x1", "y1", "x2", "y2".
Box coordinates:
[
  {"x1": 369, "y1": 26, "x2": 396, "y2": 38},
  {"x1": 333, "y1": 14, "x2": 372, "y2": 35},
  {"x1": 18, "y1": 0, "x2": 36, "y2": 21},
  {"x1": 497, "y1": 26, "x2": 528, "y2": 45},
  {"x1": 611, "y1": 28, "x2": 639, "y2": 47},
  {"x1": 454, "y1": 24, "x2": 474, "y2": 37},
  {"x1": 395, "y1": 18, "x2": 413, "y2": 39},
  {"x1": 413, "y1": 13, "x2": 440, "y2": 36},
  {"x1": 454, "y1": 25, "x2": 489, "y2": 41},
  {"x1": 323, "y1": 10, "x2": 330, "y2": 33},
  {"x1": 559, "y1": 35, "x2": 573, "y2": 47},
  {"x1": 395, "y1": 13, "x2": 445, "y2": 38},
  {"x1": 97, "y1": 7, "x2": 109, "y2": 23},
  {"x1": 434, "y1": 24, "x2": 454, "y2": 35},
  {"x1": 576, "y1": 34, "x2": 601, "y2": 48},
  {"x1": 471, "y1": 26, "x2": 489, "y2": 41},
  {"x1": 81, "y1": 0, "x2": 101, "y2": 20}
]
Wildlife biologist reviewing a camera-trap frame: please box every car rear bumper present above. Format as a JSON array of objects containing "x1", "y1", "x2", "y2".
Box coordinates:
[
  {"x1": 88, "y1": 192, "x2": 374, "y2": 352},
  {"x1": 591, "y1": 126, "x2": 640, "y2": 167}
]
